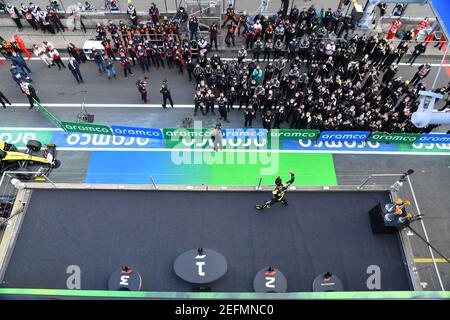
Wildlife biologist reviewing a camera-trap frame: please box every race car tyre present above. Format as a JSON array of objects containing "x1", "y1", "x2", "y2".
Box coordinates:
[
  {"x1": 3, "y1": 143, "x2": 17, "y2": 151},
  {"x1": 26, "y1": 140, "x2": 42, "y2": 152},
  {"x1": 52, "y1": 160, "x2": 61, "y2": 169},
  {"x1": 14, "y1": 168, "x2": 33, "y2": 181},
  {"x1": 1, "y1": 163, "x2": 19, "y2": 173}
]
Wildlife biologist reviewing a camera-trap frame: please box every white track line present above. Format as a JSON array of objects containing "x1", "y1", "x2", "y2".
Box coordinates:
[
  {"x1": 10, "y1": 146, "x2": 450, "y2": 155},
  {"x1": 0, "y1": 127, "x2": 61, "y2": 130},
  {"x1": 1, "y1": 57, "x2": 449, "y2": 67},
  {"x1": 407, "y1": 176, "x2": 446, "y2": 291},
  {"x1": 11, "y1": 101, "x2": 450, "y2": 109},
  {"x1": 57, "y1": 149, "x2": 450, "y2": 155},
  {"x1": 9, "y1": 103, "x2": 194, "y2": 108}
]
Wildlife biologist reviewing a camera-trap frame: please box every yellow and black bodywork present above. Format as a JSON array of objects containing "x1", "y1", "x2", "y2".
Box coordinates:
[{"x1": 0, "y1": 140, "x2": 59, "y2": 180}]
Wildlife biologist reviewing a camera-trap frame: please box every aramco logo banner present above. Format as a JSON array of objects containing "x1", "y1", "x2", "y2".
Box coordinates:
[
  {"x1": 1, "y1": 129, "x2": 450, "y2": 153},
  {"x1": 367, "y1": 132, "x2": 421, "y2": 144}
]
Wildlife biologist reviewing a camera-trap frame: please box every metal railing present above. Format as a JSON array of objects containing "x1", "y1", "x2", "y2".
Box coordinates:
[
  {"x1": 357, "y1": 173, "x2": 404, "y2": 190},
  {"x1": 46, "y1": 0, "x2": 187, "y2": 14},
  {"x1": 396, "y1": 175, "x2": 447, "y2": 291},
  {"x1": 0, "y1": 171, "x2": 57, "y2": 191},
  {"x1": 31, "y1": 170, "x2": 407, "y2": 190},
  {"x1": 0, "y1": 170, "x2": 56, "y2": 242}
]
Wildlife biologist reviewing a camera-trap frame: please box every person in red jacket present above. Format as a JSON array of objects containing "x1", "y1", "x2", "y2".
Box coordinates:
[
  {"x1": 67, "y1": 43, "x2": 86, "y2": 63},
  {"x1": 386, "y1": 20, "x2": 401, "y2": 40},
  {"x1": 414, "y1": 17, "x2": 429, "y2": 39},
  {"x1": 13, "y1": 34, "x2": 31, "y2": 60},
  {"x1": 225, "y1": 23, "x2": 236, "y2": 48},
  {"x1": 136, "y1": 77, "x2": 148, "y2": 103},
  {"x1": 120, "y1": 55, "x2": 133, "y2": 78},
  {"x1": 149, "y1": 3, "x2": 160, "y2": 26},
  {"x1": 102, "y1": 39, "x2": 116, "y2": 60},
  {"x1": 96, "y1": 22, "x2": 107, "y2": 40},
  {"x1": 50, "y1": 48, "x2": 66, "y2": 70},
  {"x1": 118, "y1": 20, "x2": 130, "y2": 45},
  {"x1": 221, "y1": 4, "x2": 238, "y2": 27},
  {"x1": 174, "y1": 50, "x2": 184, "y2": 74},
  {"x1": 136, "y1": 46, "x2": 149, "y2": 73}
]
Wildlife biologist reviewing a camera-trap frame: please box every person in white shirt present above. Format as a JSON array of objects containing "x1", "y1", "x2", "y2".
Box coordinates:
[
  {"x1": 5, "y1": 3, "x2": 23, "y2": 30},
  {"x1": 33, "y1": 44, "x2": 54, "y2": 67},
  {"x1": 43, "y1": 41, "x2": 55, "y2": 52},
  {"x1": 211, "y1": 123, "x2": 223, "y2": 151},
  {"x1": 50, "y1": 48, "x2": 66, "y2": 70},
  {"x1": 253, "y1": 20, "x2": 262, "y2": 37},
  {"x1": 325, "y1": 42, "x2": 335, "y2": 56},
  {"x1": 20, "y1": 79, "x2": 40, "y2": 109},
  {"x1": 198, "y1": 38, "x2": 208, "y2": 56}
]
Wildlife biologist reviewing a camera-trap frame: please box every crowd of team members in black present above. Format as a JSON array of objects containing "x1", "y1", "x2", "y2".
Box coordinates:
[
  {"x1": 185, "y1": 5, "x2": 444, "y2": 132},
  {"x1": 86, "y1": 3, "x2": 448, "y2": 132}
]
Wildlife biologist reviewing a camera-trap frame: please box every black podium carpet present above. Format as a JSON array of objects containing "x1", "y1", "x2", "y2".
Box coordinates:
[{"x1": 1, "y1": 189, "x2": 411, "y2": 292}]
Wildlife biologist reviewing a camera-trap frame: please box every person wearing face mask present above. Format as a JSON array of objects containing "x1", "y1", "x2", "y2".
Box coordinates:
[
  {"x1": 217, "y1": 93, "x2": 229, "y2": 122},
  {"x1": 160, "y1": 79, "x2": 174, "y2": 108},
  {"x1": 262, "y1": 110, "x2": 273, "y2": 130},
  {"x1": 20, "y1": 3, "x2": 37, "y2": 30},
  {"x1": 5, "y1": 3, "x2": 23, "y2": 30},
  {"x1": 127, "y1": 3, "x2": 138, "y2": 26},
  {"x1": 68, "y1": 57, "x2": 84, "y2": 84}
]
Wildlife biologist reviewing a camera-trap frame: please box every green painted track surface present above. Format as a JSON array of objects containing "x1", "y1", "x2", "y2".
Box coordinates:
[
  {"x1": 85, "y1": 151, "x2": 337, "y2": 186},
  {"x1": 181, "y1": 152, "x2": 337, "y2": 186}
]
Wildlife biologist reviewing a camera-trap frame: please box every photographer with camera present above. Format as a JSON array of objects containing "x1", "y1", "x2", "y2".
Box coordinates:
[
  {"x1": 211, "y1": 123, "x2": 223, "y2": 151},
  {"x1": 189, "y1": 16, "x2": 199, "y2": 41},
  {"x1": 136, "y1": 77, "x2": 148, "y2": 103},
  {"x1": 160, "y1": 79, "x2": 174, "y2": 108}
]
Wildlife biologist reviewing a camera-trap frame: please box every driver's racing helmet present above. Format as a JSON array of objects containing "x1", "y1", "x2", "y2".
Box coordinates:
[{"x1": 275, "y1": 176, "x2": 282, "y2": 187}]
